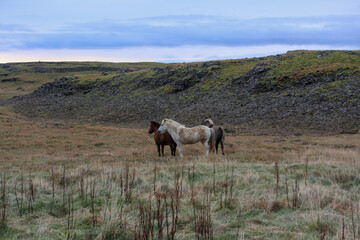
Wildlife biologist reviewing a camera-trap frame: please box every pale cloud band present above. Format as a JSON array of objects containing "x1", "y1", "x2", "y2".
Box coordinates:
[{"x1": 0, "y1": 44, "x2": 357, "y2": 63}]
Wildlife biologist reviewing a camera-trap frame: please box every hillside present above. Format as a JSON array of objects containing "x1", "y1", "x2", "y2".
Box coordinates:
[
  {"x1": 0, "y1": 61, "x2": 165, "y2": 100},
  {"x1": 2, "y1": 50, "x2": 360, "y2": 134}
]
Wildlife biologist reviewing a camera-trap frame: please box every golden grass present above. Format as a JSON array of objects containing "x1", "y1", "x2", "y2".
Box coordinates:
[{"x1": 1, "y1": 106, "x2": 359, "y2": 173}]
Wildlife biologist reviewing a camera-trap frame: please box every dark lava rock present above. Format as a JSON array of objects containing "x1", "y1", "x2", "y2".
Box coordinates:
[
  {"x1": 172, "y1": 79, "x2": 190, "y2": 92},
  {"x1": 1, "y1": 78, "x2": 20, "y2": 82}
]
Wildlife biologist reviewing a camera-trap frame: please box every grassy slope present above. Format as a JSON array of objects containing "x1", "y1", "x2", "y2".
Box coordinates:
[
  {"x1": 0, "y1": 61, "x2": 165, "y2": 100},
  {"x1": 271, "y1": 50, "x2": 360, "y2": 76},
  {"x1": 0, "y1": 106, "x2": 359, "y2": 239}
]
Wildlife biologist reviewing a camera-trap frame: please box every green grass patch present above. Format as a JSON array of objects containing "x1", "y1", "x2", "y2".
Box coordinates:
[{"x1": 218, "y1": 61, "x2": 257, "y2": 81}]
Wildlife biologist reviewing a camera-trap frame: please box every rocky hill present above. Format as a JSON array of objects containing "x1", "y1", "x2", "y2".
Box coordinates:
[{"x1": 2, "y1": 50, "x2": 360, "y2": 134}]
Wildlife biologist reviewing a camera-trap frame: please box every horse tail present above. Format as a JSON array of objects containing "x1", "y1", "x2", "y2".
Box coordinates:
[
  {"x1": 219, "y1": 126, "x2": 225, "y2": 142},
  {"x1": 210, "y1": 128, "x2": 216, "y2": 152}
]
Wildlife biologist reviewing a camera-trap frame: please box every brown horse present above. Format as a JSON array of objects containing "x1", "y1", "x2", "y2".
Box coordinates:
[
  {"x1": 201, "y1": 118, "x2": 225, "y2": 155},
  {"x1": 148, "y1": 121, "x2": 177, "y2": 156}
]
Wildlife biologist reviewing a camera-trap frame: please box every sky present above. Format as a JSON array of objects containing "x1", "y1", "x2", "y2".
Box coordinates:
[{"x1": 0, "y1": 0, "x2": 359, "y2": 63}]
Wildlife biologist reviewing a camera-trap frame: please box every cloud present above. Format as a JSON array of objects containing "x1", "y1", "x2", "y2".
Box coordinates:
[
  {"x1": 0, "y1": 15, "x2": 359, "y2": 52},
  {"x1": 0, "y1": 24, "x2": 33, "y2": 32}
]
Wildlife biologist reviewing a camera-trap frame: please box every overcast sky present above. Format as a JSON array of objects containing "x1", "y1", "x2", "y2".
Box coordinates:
[{"x1": 0, "y1": 0, "x2": 359, "y2": 62}]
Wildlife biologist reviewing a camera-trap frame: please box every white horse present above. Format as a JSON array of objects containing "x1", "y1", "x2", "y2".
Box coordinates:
[{"x1": 158, "y1": 118, "x2": 215, "y2": 157}]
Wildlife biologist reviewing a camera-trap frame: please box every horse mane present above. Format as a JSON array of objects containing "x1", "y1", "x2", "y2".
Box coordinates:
[
  {"x1": 150, "y1": 121, "x2": 160, "y2": 128},
  {"x1": 165, "y1": 119, "x2": 185, "y2": 128}
]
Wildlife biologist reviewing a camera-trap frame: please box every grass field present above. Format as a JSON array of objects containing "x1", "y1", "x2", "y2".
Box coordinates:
[{"x1": 0, "y1": 106, "x2": 359, "y2": 239}]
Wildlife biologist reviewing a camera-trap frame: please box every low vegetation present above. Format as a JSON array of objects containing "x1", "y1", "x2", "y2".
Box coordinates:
[{"x1": 1, "y1": 106, "x2": 359, "y2": 239}]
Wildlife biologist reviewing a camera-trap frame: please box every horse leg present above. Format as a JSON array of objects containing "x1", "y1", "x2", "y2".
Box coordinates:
[
  {"x1": 215, "y1": 142, "x2": 219, "y2": 154},
  {"x1": 161, "y1": 145, "x2": 165, "y2": 156},
  {"x1": 157, "y1": 143, "x2": 161, "y2": 157},
  {"x1": 172, "y1": 144, "x2": 177, "y2": 156},
  {"x1": 203, "y1": 141, "x2": 210, "y2": 156},
  {"x1": 170, "y1": 144, "x2": 174, "y2": 156},
  {"x1": 221, "y1": 140, "x2": 225, "y2": 155},
  {"x1": 169, "y1": 145, "x2": 172, "y2": 156},
  {"x1": 177, "y1": 144, "x2": 183, "y2": 158}
]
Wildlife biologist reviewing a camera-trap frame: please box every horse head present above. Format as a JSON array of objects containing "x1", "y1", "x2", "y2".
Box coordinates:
[
  {"x1": 148, "y1": 121, "x2": 160, "y2": 134},
  {"x1": 158, "y1": 118, "x2": 169, "y2": 133},
  {"x1": 202, "y1": 118, "x2": 214, "y2": 128}
]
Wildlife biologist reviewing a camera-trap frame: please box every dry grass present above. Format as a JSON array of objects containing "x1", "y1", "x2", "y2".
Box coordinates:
[
  {"x1": 0, "y1": 106, "x2": 359, "y2": 239},
  {"x1": 2, "y1": 105, "x2": 358, "y2": 171}
]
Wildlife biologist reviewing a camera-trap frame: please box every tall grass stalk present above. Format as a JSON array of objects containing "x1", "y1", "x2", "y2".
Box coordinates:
[{"x1": 0, "y1": 175, "x2": 6, "y2": 225}]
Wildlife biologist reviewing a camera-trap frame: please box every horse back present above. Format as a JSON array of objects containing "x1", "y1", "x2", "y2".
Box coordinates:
[{"x1": 178, "y1": 125, "x2": 210, "y2": 144}]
